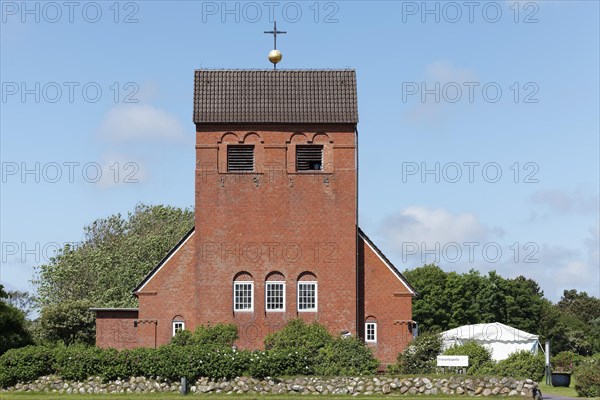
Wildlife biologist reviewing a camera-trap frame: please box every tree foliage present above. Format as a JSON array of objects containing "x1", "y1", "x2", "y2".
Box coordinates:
[
  {"x1": 34, "y1": 204, "x2": 194, "y2": 309},
  {"x1": 31, "y1": 204, "x2": 193, "y2": 343},
  {"x1": 0, "y1": 285, "x2": 34, "y2": 354},
  {"x1": 37, "y1": 300, "x2": 95, "y2": 345},
  {"x1": 403, "y1": 265, "x2": 545, "y2": 333},
  {"x1": 403, "y1": 264, "x2": 599, "y2": 356},
  {"x1": 5, "y1": 290, "x2": 36, "y2": 319}
]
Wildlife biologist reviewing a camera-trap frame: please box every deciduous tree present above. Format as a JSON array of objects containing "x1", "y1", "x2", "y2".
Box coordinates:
[
  {"x1": 32, "y1": 203, "x2": 194, "y2": 343},
  {"x1": 0, "y1": 285, "x2": 33, "y2": 354}
]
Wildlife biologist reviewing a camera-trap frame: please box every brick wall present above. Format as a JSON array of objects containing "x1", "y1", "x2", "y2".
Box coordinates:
[
  {"x1": 95, "y1": 310, "x2": 138, "y2": 350},
  {"x1": 360, "y1": 236, "x2": 414, "y2": 364},
  {"x1": 95, "y1": 122, "x2": 414, "y2": 362},
  {"x1": 136, "y1": 230, "x2": 197, "y2": 347},
  {"x1": 195, "y1": 124, "x2": 358, "y2": 347}
]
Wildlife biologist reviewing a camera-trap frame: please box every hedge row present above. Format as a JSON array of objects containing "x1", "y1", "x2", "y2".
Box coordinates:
[
  {"x1": 389, "y1": 333, "x2": 546, "y2": 382},
  {"x1": 0, "y1": 321, "x2": 378, "y2": 388},
  {"x1": 0, "y1": 340, "x2": 376, "y2": 388}
]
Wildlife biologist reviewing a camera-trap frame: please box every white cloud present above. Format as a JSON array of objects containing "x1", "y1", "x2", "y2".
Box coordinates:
[
  {"x1": 98, "y1": 104, "x2": 185, "y2": 142},
  {"x1": 375, "y1": 207, "x2": 599, "y2": 301},
  {"x1": 584, "y1": 224, "x2": 599, "y2": 282},
  {"x1": 405, "y1": 61, "x2": 477, "y2": 125},
  {"x1": 554, "y1": 260, "x2": 593, "y2": 287},
  {"x1": 530, "y1": 189, "x2": 599, "y2": 216},
  {"x1": 505, "y1": 235, "x2": 600, "y2": 300},
  {"x1": 94, "y1": 153, "x2": 147, "y2": 189},
  {"x1": 425, "y1": 61, "x2": 477, "y2": 83},
  {"x1": 379, "y1": 206, "x2": 494, "y2": 247},
  {"x1": 136, "y1": 82, "x2": 161, "y2": 103}
]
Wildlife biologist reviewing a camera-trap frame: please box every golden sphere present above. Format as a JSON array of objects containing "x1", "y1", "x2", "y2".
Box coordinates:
[{"x1": 268, "y1": 49, "x2": 282, "y2": 64}]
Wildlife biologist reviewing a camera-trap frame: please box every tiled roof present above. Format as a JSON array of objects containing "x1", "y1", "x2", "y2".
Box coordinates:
[{"x1": 193, "y1": 69, "x2": 358, "y2": 124}]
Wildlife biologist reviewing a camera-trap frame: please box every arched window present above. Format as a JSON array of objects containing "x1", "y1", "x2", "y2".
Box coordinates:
[
  {"x1": 172, "y1": 315, "x2": 185, "y2": 337},
  {"x1": 233, "y1": 272, "x2": 254, "y2": 312},
  {"x1": 265, "y1": 272, "x2": 285, "y2": 312},
  {"x1": 365, "y1": 316, "x2": 377, "y2": 343},
  {"x1": 297, "y1": 272, "x2": 317, "y2": 312}
]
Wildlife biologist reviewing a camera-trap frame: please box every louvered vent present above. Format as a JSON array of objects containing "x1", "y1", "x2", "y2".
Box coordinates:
[
  {"x1": 296, "y1": 145, "x2": 323, "y2": 171},
  {"x1": 227, "y1": 145, "x2": 254, "y2": 172}
]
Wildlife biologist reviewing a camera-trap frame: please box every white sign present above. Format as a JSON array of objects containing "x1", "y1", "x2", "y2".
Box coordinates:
[{"x1": 437, "y1": 355, "x2": 469, "y2": 367}]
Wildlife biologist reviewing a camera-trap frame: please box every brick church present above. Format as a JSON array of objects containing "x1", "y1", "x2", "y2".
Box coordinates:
[{"x1": 93, "y1": 69, "x2": 417, "y2": 363}]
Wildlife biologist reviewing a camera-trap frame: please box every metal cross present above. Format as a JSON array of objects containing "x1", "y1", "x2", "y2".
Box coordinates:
[{"x1": 264, "y1": 20, "x2": 286, "y2": 50}]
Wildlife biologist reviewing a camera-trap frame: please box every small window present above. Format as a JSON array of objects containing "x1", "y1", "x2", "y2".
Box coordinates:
[
  {"x1": 266, "y1": 281, "x2": 285, "y2": 311},
  {"x1": 173, "y1": 321, "x2": 185, "y2": 337},
  {"x1": 228, "y1": 145, "x2": 254, "y2": 172},
  {"x1": 297, "y1": 282, "x2": 317, "y2": 312},
  {"x1": 296, "y1": 145, "x2": 323, "y2": 171},
  {"x1": 234, "y1": 281, "x2": 254, "y2": 311},
  {"x1": 365, "y1": 322, "x2": 377, "y2": 343}
]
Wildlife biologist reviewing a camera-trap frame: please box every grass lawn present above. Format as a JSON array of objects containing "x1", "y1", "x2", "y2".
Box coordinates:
[{"x1": 538, "y1": 380, "x2": 578, "y2": 398}]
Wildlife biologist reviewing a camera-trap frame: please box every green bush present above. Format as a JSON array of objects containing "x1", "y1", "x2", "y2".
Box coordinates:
[
  {"x1": 573, "y1": 356, "x2": 600, "y2": 397},
  {"x1": 475, "y1": 361, "x2": 497, "y2": 376},
  {"x1": 0, "y1": 287, "x2": 34, "y2": 355},
  {"x1": 0, "y1": 321, "x2": 384, "y2": 386},
  {"x1": 0, "y1": 346, "x2": 55, "y2": 387},
  {"x1": 192, "y1": 346, "x2": 249, "y2": 380},
  {"x1": 551, "y1": 350, "x2": 581, "y2": 372},
  {"x1": 443, "y1": 341, "x2": 492, "y2": 375},
  {"x1": 96, "y1": 348, "x2": 133, "y2": 381},
  {"x1": 53, "y1": 344, "x2": 104, "y2": 381},
  {"x1": 102, "y1": 344, "x2": 249, "y2": 382},
  {"x1": 264, "y1": 319, "x2": 333, "y2": 354},
  {"x1": 494, "y1": 350, "x2": 545, "y2": 381},
  {"x1": 315, "y1": 337, "x2": 379, "y2": 376},
  {"x1": 171, "y1": 324, "x2": 238, "y2": 348},
  {"x1": 170, "y1": 329, "x2": 193, "y2": 346},
  {"x1": 385, "y1": 363, "x2": 401, "y2": 374},
  {"x1": 396, "y1": 332, "x2": 442, "y2": 374},
  {"x1": 247, "y1": 348, "x2": 312, "y2": 378}
]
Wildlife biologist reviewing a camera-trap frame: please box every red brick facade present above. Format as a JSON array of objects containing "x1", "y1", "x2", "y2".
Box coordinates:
[
  {"x1": 93, "y1": 70, "x2": 416, "y2": 364},
  {"x1": 94, "y1": 310, "x2": 139, "y2": 350}
]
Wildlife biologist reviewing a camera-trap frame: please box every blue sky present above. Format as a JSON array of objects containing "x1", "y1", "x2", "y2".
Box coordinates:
[{"x1": 1, "y1": 0, "x2": 598, "y2": 302}]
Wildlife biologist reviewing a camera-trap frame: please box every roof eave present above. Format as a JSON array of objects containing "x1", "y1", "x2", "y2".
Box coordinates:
[
  {"x1": 193, "y1": 120, "x2": 359, "y2": 125},
  {"x1": 131, "y1": 227, "x2": 195, "y2": 294},
  {"x1": 358, "y1": 227, "x2": 419, "y2": 297}
]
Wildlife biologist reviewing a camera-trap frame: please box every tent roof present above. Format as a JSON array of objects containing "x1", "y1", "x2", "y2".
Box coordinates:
[{"x1": 440, "y1": 322, "x2": 538, "y2": 343}]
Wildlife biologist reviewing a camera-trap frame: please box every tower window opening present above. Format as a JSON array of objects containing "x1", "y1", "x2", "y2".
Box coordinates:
[
  {"x1": 296, "y1": 145, "x2": 323, "y2": 171},
  {"x1": 227, "y1": 145, "x2": 255, "y2": 172}
]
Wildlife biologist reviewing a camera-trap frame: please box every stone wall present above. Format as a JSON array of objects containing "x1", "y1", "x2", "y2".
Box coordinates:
[{"x1": 2, "y1": 375, "x2": 539, "y2": 396}]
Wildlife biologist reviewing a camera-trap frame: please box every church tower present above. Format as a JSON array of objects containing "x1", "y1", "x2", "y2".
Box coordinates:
[
  {"x1": 193, "y1": 70, "x2": 360, "y2": 347},
  {"x1": 96, "y1": 65, "x2": 415, "y2": 365}
]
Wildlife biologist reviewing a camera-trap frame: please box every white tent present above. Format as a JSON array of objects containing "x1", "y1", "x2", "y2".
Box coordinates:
[{"x1": 440, "y1": 322, "x2": 540, "y2": 361}]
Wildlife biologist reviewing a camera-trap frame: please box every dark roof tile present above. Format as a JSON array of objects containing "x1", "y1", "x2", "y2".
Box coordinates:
[{"x1": 193, "y1": 69, "x2": 358, "y2": 124}]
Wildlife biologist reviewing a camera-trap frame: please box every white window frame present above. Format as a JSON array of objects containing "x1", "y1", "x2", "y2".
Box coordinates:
[
  {"x1": 172, "y1": 321, "x2": 185, "y2": 337},
  {"x1": 297, "y1": 281, "x2": 318, "y2": 312},
  {"x1": 365, "y1": 322, "x2": 377, "y2": 343},
  {"x1": 265, "y1": 281, "x2": 286, "y2": 312},
  {"x1": 234, "y1": 281, "x2": 254, "y2": 312}
]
